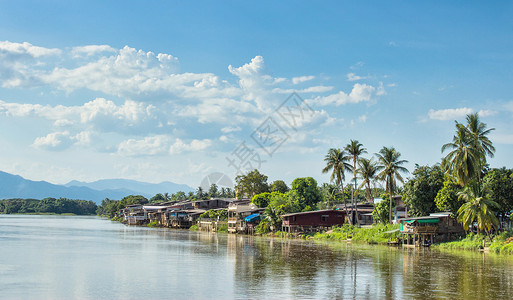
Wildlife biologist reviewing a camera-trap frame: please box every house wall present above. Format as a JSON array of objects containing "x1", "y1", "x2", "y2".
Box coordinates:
[{"x1": 283, "y1": 211, "x2": 346, "y2": 227}]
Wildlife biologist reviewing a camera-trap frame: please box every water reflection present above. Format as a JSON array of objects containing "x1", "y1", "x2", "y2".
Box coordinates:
[{"x1": 1, "y1": 215, "x2": 513, "y2": 299}]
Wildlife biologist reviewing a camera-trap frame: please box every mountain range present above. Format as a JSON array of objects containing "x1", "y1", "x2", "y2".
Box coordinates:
[{"x1": 0, "y1": 171, "x2": 194, "y2": 204}]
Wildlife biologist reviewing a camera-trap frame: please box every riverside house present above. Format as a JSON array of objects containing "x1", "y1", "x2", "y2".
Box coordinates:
[
  {"x1": 227, "y1": 200, "x2": 264, "y2": 233},
  {"x1": 281, "y1": 209, "x2": 347, "y2": 233},
  {"x1": 399, "y1": 212, "x2": 465, "y2": 246}
]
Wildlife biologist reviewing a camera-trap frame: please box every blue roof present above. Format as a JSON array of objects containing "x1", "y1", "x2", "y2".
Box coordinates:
[{"x1": 245, "y1": 213, "x2": 261, "y2": 222}]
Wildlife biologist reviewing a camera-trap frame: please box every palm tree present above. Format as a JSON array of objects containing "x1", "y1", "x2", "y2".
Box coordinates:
[
  {"x1": 441, "y1": 122, "x2": 481, "y2": 186},
  {"x1": 457, "y1": 183, "x2": 499, "y2": 236},
  {"x1": 345, "y1": 140, "x2": 367, "y2": 225},
  {"x1": 357, "y1": 157, "x2": 379, "y2": 204},
  {"x1": 466, "y1": 113, "x2": 495, "y2": 181},
  {"x1": 322, "y1": 148, "x2": 353, "y2": 223},
  {"x1": 376, "y1": 146, "x2": 409, "y2": 223}
]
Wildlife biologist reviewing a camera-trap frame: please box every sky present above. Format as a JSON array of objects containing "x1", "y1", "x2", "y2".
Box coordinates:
[{"x1": 0, "y1": 1, "x2": 512, "y2": 189}]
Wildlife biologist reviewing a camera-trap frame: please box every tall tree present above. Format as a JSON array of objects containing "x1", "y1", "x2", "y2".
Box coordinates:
[
  {"x1": 376, "y1": 146, "x2": 409, "y2": 223},
  {"x1": 345, "y1": 140, "x2": 367, "y2": 225},
  {"x1": 466, "y1": 113, "x2": 495, "y2": 181},
  {"x1": 402, "y1": 164, "x2": 444, "y2": 217},
  {"x1": 235, "y1": 169, "x2": 269, "y2": 199},
  {"x1": 322, "y1": 148, "x2": 353, "y2": 222},
  {"x1": 457, "y1": 183, "x2": 499, "y2": 236},
  {"x1": 357, "y1": 157, "x2": 379, "y2": 203},
  {"x1": 270, "y1": 180, "x2": 290, "y2": 193},
  {"x1": 442, "y1": 114, "x2": 495, "y2": 186}
]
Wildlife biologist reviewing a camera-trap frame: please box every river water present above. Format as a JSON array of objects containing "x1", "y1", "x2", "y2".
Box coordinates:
[{"x1": 1, "y1": 215, "x2": 512, "y2": 299}]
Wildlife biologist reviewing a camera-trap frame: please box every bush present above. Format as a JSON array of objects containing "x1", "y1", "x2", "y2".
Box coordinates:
[
  {"x1": 189, "y1": 224, "x2": 199, "y2": 231},
  {"x1": 147, "y1": 221, "x2": 158, "y2": 227},
  {"x1": 313, "y1": 224, "x2": 400, "y2": 244},
  {"x1": 433, "y1": 233, "x2": 485, "y2": 251}
]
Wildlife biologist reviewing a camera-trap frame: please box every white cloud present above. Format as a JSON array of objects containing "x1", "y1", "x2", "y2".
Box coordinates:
[
  {"x1": 346, "y1": 73, "x2": 368, "y2": 81},
  {"x1": 428, "y1": 107, "x2": 473, "y2": 120},
  {"x1": 292, "y1": 75, "x2": 315, "y2": 84},
  {"x1": 358, "y1": 115, "x2": 367, "y2": 123},
  {"x1": 478, "y1": 109, "x2": 497, "y2": 117},
  {"x1": 315, "y1": 83, "x2": 384, "y2": 106},
  {"x1": 33, "y1": 131, "x2": 72, "y2": 150},
  {"x1": 169, "y1": 138, "x2": 212, "y2": 154},
  {"x1": 221, "y1": 126, "x2": 241, "y2": 133},
  {"x1": 71, "y1": 45, "x2": 116, "y2": 57},
  {"x1": 0, "y1": 41, "x2": 61, "y2": 58},
  {"x1": 118, "y1": 135, "x2": 171, "y2": 156}
]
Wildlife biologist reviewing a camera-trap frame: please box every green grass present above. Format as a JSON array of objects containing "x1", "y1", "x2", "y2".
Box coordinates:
[
  {"x1": 189, "y1": 224, "x2": 199, "y2": 231},
  {"x1": 146, "y1": 221, "x2": 159, "y2": 227},
  {"x1": 489, "y1": 230, "x2": 513, "y2": 254},
  {"x1": 433, "y1": 233, "x2": 486, "y2": 251},
  {"x1": 312, "y1": 224, "x2": 401, "y2": 244}
]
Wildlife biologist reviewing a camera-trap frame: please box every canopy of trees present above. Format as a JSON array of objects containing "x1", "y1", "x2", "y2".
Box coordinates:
[{"x1": 0, "y1": 198, "x2": 97, "y2": 215}]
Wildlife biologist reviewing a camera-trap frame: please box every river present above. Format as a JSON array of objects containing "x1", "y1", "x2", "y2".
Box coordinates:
[{"x1": 1, "y1": 215, "x2": 512, "y2": 299}]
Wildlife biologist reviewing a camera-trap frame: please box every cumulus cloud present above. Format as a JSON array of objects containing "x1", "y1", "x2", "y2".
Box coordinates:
[
  {"x1": 32, "y1": 131, "x2": 93, "y2": 150},
  {"x1": 169, "y1": 138, "x2": 212, "y2": 154},
  {"x1": 118, "y1": 135, "x2": 171, "y2": 156},
  {"x1": 346, "y1": 73, "x2": 368, "y2": 81},
  {"x1": 292, "y1": 75, "x2": 315, "y2": 84},
  {"x1": 478, "y1": 109, "x2": 497, "y2": 117},
  {"x1": 428, "y1": 107, "x2": 473, "y2": 120},
  {"x1": 315, "y1": 83, "x2": 385, "y2": 106},
  {"x1": 0, "y1": 41, "x2": 61, "y2": 58}
]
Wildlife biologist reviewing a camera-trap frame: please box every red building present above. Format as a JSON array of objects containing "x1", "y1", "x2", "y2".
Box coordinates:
[{"x1": 281, "y1": 209, "x2": 347, "y2": 233}]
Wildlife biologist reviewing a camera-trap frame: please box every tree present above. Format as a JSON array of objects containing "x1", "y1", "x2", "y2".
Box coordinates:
[
  {"x1": 435, "y1": 177, "x2": 464, "y2": 216},
  {"x1": 466, "y1": 113, "x2": 495, "y2": 181},
  {"x1": 345, "y1": 139, "x2": 367, "y2": 225},
  {"x1": 252, "y1": 192, "x2": 272, "y2": 208},
  {"x1": 289, "y1": 177, "x2": 322, "y2": 212},
  {"x1": 235, "y1": 169, "x2": 269, "y2": 199},
  {"x1": 441, "y1": 114, "x2": 495, "y2": 186},
  {"x1": 376, "y1": 146, "x2": 409, "y2": 223},
  {"x1": 150, "y1": 193, "x2": 165, "y2": 203},
  {"x1": 402, "y1": 164, "x2": 444, "y2": 217},
  {"x1": 270, "y1": 180, "x2": 289, "y2": 193},
  {"x1": 322, "y1": 148, "x2": 353, "y2": 222},
  {"x1": 482, "y1": 168, "x2": 513, "y2": 220},
  {"x1": 196, "y1": 186, "x2": 206, "y2": 200},
  {"x1": 208, "y1": 184, "x2": 219, "y2": 198},
  {"x1": 373, "y1": 193, "x2": 394, "y2": 224},
  {"x1": 457, "y1": 183, "x2": 499, "y2": 235},
  {"x1": 357, "y1": 157, "x2": 379, "y2": 203}
]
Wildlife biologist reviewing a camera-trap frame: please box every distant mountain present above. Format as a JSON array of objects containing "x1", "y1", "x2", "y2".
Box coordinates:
[
  {"x1": 65, "y1": 179, "x2": 194, "y2": 196},
  {"x1": 0, "y1": 171, "x2": 194, "y2": 204}
]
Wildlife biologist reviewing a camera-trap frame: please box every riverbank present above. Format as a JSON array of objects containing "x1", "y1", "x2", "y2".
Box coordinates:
[{"x1": 432, "y1": 231, "x2": 513, "y2": 254}]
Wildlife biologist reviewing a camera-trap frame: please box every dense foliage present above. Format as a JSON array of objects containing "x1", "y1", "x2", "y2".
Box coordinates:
[
  {"x1": 0, "y1": 198, "x2": 97, "y2": 215},
  {"x1": 402, "y1": 164, "x2": 444, "y2": 217},
  {"x1": 96, "y1": 195, "x2": 149, "y2": 218},
  {"x1": 235, "y1": 169, "x2": 270, "y2": 199}
]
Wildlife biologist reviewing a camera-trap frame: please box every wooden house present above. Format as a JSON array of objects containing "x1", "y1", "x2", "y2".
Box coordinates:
[
  {"x1": 166, "y1": 209, "x2": 206, "y2": 228},
  {"x1": 281, "y1": 209, "x2": 347, "y2": 233},
  {"x1": 399, "y1": 212, "x2": 465, "y2": 246},
  {"x1": 122, "y1": 204, "x2": 148, "y2": 225},
  {"x1": 227, "y1": 200, "x2": 264, "y2": 233}
]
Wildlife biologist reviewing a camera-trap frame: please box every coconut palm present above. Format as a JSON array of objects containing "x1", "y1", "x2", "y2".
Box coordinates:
[
  {"x1": 441, "y1": 122, "x2": 481, "y2": 186},
  {"x1": 357, "y1": 157, "x2": 379, "y2": 204},
  {"x1": 466, "y1": 113, "x2": 495, "y2": 180},
  {"x1": 345, "y1": 140, "x2": 367, "y2": 225},
  {"x1": 322, "y1": 148, "x2": 353, "y2": 223},
  {"x1": 376, "y1": 146, "x2": 409, "y2": 223},
  {"x1": 457, "y1": 183, "x2": 499, "y2": 236}
]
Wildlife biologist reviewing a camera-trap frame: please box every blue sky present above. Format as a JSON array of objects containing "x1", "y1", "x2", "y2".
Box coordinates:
[{"x1": 0, "y1": 1, "x2": 512, "y2": 189}]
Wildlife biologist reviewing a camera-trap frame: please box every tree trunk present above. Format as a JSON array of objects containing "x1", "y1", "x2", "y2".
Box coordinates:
[
  {"x1": 341, "y1": 183, "x2": 352, "y2": 225},
  {"x1": 354, "y1": 158, "x2": 359, "y2": 226},
  {"x1": 388, "y1": 176, "x2": 393, "y2": 224}
]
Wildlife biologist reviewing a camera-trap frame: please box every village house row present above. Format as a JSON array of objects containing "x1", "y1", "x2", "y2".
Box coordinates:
[{"x1": 118, "y1": 196, "x2": 465, "y2": 246}]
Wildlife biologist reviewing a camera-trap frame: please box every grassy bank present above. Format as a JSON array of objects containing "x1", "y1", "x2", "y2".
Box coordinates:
[
  {"x1": 432, "y1": 230, "x2": 513, "y2": 254},
  {"x1": 285, "y1": 224, "x2": 402, "y2": 244}
]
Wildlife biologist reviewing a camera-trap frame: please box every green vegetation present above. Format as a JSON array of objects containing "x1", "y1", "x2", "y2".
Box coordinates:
[
  {"x1": 189, "y1": 224, "x2": 199, "y2": 231},
  {"x1": 147, "y1": 221, "x2": 158, "y2": 227},
  {"x1": 433, "y1": 233, "x2": 486, "y2": 251},
  {"x1": 235, "y1": 169, "x2": 270, "y2": 199},
  {"x1": 402, "y1": 164, "x2": 444, "y2": 217},
  {"x1": 0, "y1": 198, "x2": 97, "y2": 215},
  {"x1": 199, "y1": 209, "x2": 227, "y2": 220},
  {"x1": 96, "y1": 195, "x2": 148, "y2": 218},
  {"x1": 312, "y1": 224, "x2": 400, "y2": 244}
]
